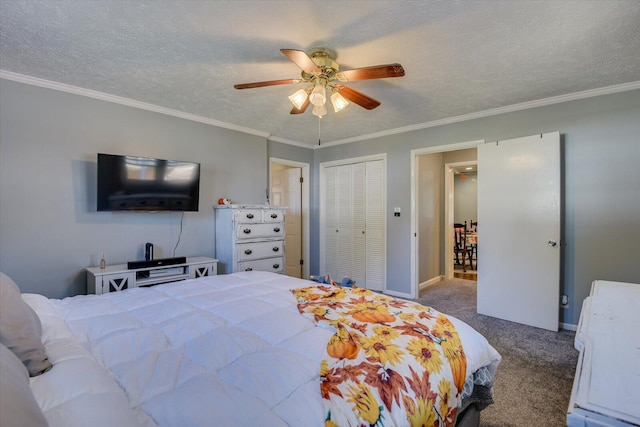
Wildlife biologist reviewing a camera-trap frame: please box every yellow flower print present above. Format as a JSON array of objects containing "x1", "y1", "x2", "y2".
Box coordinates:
[
  {"x1": 397, "y1": 311, "x2": 418, "y2": 322},
  {"x1": 346, "y1": 383, "x2": 381, "y2": 425},
  {"x1": 359, "y1": 335, "x2": 404, "y2": 365},
  {"x1": 371, "y1": 325, "x2": 400, "y2": 343},
  {"x1": 406, "y1": 337, "x2": 443, "y2": 373},
  {"x1": 438, "y1": 378, "x2": 452, "y2": 421},
  {"x1": 320, "y1": 359, "x2": 329, "y2": 376},
  {"x1": 309, "y1": 306, "x2": 329, "y2": 318},
  {"x1": 403, "y1": 395, "x2": 436, "y2": 427}
]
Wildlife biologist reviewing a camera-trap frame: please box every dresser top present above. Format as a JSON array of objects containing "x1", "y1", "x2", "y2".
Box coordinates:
[{"x1": 213, "y1": 204, "x2": 286, "y2": 209}]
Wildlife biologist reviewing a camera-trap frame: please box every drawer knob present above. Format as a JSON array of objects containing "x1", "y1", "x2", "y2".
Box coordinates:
[
  {"x1": 272, "y1": 247, "x2": 279, "y2": 252},
  {"x1": 273, "y1": 227, "x2": 280, "y2": 233},
  {"x1": 273, "y1": 263, "x2": 280, "y2": 269},
  {"x1": 270, "y1": 213, "x2": 278, "y2": 219},
  {"x1": 244, "y1": 249, "x2": 253, "y2": 255},
  {"x1": 245, "y1": 267, "x2": 253, "y2": 271},
  {"x1": 243, "y1": 228, "x2": 251, "y2": 234},
  {"x1": 246, "y1": 213, "x2": 254, "y2": 219}
]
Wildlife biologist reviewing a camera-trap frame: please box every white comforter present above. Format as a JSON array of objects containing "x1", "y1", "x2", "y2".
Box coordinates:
[{"x1": 24, "y1": 271, "x2": 500, "y2": 427}]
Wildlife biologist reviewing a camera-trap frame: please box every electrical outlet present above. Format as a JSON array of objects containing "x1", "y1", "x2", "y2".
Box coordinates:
[{"x1": 561, "y1": 294, "x2": 569, "y2": 307}]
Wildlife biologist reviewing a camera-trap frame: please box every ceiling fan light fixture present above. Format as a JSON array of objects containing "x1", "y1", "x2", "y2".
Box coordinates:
[
  {"x1": 309, "y1": 83, "x2": 326, "y2": 106},
  {"x1": 312, "y1": 103, "x2": 327, "y2": 118},
  {"x1": 330, "y1": 91, "x2": 349, "y2": 113},
  {"x1": 288, "y1": 88, "x2": 309, "y2": 110}
]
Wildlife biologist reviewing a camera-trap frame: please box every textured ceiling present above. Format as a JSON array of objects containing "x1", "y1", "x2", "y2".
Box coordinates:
[{"x1": 1, "y1": 1, "x2": 639, "y2": 146}]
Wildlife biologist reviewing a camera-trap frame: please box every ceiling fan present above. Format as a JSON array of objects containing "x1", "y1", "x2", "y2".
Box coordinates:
[{"x1": 234, "y1": 48, "x2": 405, "y2": 117}]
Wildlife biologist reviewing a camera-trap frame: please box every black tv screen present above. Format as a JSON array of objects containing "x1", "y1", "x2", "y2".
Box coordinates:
[{"x1": 97, "y1": 153, "x2": 200, "y2": 212}]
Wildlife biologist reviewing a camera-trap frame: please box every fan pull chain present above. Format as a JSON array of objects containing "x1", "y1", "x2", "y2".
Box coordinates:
[{"x1": 318, "y1": 115, "x2": 321, "y2": 146}]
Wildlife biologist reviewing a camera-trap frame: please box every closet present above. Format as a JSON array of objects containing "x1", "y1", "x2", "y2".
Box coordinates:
[{"x1": 322, "y1": 159, "x2": 385, "y2": 291}]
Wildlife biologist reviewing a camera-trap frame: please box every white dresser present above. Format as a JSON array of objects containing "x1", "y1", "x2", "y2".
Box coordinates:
[
  {"x1": 567, "y1": 280, "x2": 640, "y2": 426},
  {"x1": 214, "y1": 205, "x2": 286, "y2": 274}
]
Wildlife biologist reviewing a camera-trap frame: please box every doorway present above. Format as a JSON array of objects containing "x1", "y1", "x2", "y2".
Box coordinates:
[
  {"x1": 269, "y1": 158, "x2": 310, "y2": 279},
  {"x1": 446, "y1": 161, "x2": 478, "y2": 281},
  {"x1": 410, "y1": 140, "x2": 483, "y2": 299}
]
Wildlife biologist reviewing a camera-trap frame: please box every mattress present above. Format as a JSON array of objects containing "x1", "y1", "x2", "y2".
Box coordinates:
[{"x1": 23, "y1": 271, "x2": 501, "y2": 426}]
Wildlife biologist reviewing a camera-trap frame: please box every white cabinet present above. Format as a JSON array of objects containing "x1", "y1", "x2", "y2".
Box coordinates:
[
  {"x1": 86, "y1": 257, "x2": 218, "y2": 295},
  {"x1": 214, "y1": 205, "x2": 286, "y2": 274},
  {"x1": 567, "y1": 280, "x2": 640, "y2": 426},
  {"x1": 322, "y1": 160, "x2": 385, "y2": 291}
]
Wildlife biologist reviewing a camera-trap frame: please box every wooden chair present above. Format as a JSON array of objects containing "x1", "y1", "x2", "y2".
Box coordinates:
[
  {"x1": 453, "y1": 223, "x2": 470, "y2": 271},
  {"x1": 453, "y1": 222, "x2": 466, "y2": 267},
  {"x1": 467, "y1": 220, "x2": 478, "y2": 270}
]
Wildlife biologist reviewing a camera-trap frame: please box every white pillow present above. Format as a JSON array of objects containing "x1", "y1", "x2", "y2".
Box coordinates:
[
  {"x1": 0, "y1": 272, "x2": 52, "y2": 376},
  {"x1": 0, "y1": 343, "x2": 48, "y2": 426}
]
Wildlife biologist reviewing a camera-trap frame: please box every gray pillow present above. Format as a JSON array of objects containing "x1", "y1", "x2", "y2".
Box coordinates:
[
  {"x1": 0, "y1": 272, "x2": 52, "y2": 376},
  {"x1": 0, "y1": 343, "x2": 49, "y2": 426}
]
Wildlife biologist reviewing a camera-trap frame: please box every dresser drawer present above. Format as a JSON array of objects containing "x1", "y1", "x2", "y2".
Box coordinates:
[
  {"x1": 237, "y1": 240, "x2": 284, "y2": 261},
  {"x1": 237, "y1": 257, "x2": 284, "y2": 273},
  {"x1": 235, "y1": 222, "x2": 284, "y2": 239},
  {"x1": 263, "y1": 209, "x2": 285, "y2": 223},
  {"x1": 234, "y1": 209, "x2": 263, "y2": 223}
]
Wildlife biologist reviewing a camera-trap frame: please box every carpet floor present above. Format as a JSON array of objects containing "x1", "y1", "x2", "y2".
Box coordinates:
[{"x1": 416, "y1": 279, "x2": 578, "y2": 427}]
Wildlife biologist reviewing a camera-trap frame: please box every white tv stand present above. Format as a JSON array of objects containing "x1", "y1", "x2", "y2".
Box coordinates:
[{"x1": 86, "y1": 256, "x2": 217, "y2": 295}]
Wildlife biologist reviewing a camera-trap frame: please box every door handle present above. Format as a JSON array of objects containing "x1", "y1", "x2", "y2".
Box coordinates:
[{"x1": 548, "y1": 240, "x2": 557, "y2": 247}]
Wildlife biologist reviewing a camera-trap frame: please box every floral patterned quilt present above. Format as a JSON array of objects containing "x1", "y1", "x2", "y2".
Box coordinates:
[{"x1": 292, "y1": 285, "x2": 467, "y2": 427}]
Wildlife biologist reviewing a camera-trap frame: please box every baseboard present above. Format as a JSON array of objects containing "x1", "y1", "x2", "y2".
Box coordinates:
[
  {"x1": 419, "y1": 276, "x2": 445, "y2": 292},
  {"x1": 560, "y1": 322, "x2": 578, "y2": 331}
]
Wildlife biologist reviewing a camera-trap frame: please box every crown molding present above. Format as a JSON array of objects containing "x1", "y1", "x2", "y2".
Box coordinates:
[
  {"x1": 320, "y1": 80, "x2": 640, "y2": 148},
  {"x1": 3, "y1": 69, "x2": 638, "y2": 150},
  {"x1": 0, "y1": 70, "x2": 271, "y2": 139},
  {"x1": 266, "y1": 134, "x2": 315, "y2": 149}
]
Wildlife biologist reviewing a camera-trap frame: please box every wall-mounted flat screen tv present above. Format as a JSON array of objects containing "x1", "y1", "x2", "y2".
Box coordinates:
[{"x1": 97, "y1": 153, "x2": 200, "y2": 212}]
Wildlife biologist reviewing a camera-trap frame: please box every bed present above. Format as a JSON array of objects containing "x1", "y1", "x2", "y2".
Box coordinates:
[{"x1": 1, "y1": 271, "x2": 501, "y2": 427}]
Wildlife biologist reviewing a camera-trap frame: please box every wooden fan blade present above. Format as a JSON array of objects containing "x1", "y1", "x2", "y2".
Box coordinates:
[
  {"x1": 336, "y1": 86, "x2": 381, "y2": 110},
  {"x1": 234, "y1": 79, "x2": 300, "y2": 89},
  {"x1": 280, "y1": 49, "x2": 320, "y2": 73},
  {"x1": 336, "y1": 64, "x2": 405, "y2": 82},
  {"x1": 290, "y1": 97, "x2": 311, "y2": 114}
]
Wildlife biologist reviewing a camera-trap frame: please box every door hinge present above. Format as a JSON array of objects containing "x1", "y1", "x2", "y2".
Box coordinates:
[
  {"x1": 300, "y1": 177, "x2": 304, "y2": 183},
  {"x1": 300, "y1": 259, "x2": 304, "y2": 265}
]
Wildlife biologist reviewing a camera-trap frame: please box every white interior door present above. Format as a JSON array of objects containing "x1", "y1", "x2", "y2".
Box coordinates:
[
  {"x1": 271, "y1": 165, "x2": 303, "y2": 278},
  {"x1": 284, "y1": 168, "x2": 303, "y2": 278},
  {"x1": 477, "y1": 132, "x2": 561, "y2": 331}
]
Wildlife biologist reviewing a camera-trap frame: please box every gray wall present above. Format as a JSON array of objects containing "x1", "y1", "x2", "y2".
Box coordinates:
[
  {"x1": 0, "y1": 80, "x2": 269, "y2": 298},
  {"x1": 454, "y1": 173, "x2": 478, "y2": 225},
  {"x1": 314, "y1": 89, "x2": 640, "y2": 325},
  {"x1": 417, "y1": 153, "x2": 443, "y2": 283},
  {"x1": 2, "y1": 77, "x2": 639, "y2": 326}
]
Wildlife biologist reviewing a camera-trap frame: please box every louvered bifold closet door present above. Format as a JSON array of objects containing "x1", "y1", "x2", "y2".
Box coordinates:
[
  {"x1": 336, "y1": 165, "x2": 353, "y2": 281},
  {"x1": 323, "y1": 159, "x2": 385, "y2": 291},
  {"x1": 364, "y1": 160, "x2": 385, "y2": 291},
  {"x1": 350, "y1": 162, "x2": 367, "y2": 288},
  {"x1": 324, "y1": 166, "x2": 338, "y2": 279}
]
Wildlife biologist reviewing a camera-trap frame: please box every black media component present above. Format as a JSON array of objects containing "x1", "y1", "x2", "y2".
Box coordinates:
[
  {"x1": 145, "y1": 242, "x2": 154, "y2": 261},
  {"x1": 127, "y1": 256, "x2": 187, "y2": 270}
]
